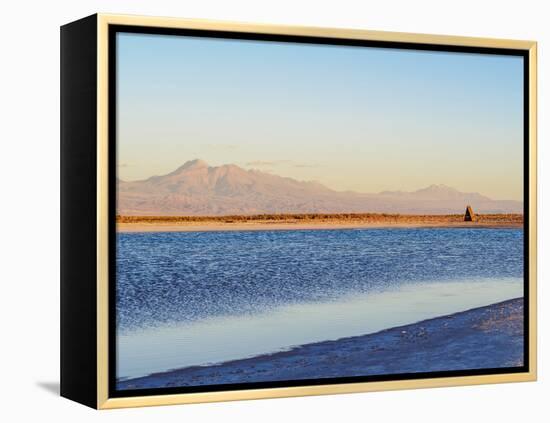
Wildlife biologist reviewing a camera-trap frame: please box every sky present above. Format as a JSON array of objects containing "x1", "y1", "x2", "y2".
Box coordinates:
[{"x1": 116, "y1": 32, "x2": 524, "y2": 201}]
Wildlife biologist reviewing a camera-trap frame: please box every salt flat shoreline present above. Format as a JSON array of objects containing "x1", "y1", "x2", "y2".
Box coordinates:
[
  {"x1": 118, "y1": 221, "x2": 522, "y2": 232},
  {"x1": 117, "y1": 298, "x2": 524, "y2": 390},
  {"x1": 117, "y1": 213, "x2": 523, "y2": 232}
]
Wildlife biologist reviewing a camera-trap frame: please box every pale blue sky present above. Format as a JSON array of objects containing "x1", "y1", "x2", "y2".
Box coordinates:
[{"x1": 116, "y1": 32, "x2": 524, "y2": 200}]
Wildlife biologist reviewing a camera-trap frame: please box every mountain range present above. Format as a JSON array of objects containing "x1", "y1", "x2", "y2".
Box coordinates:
[{"x1": 117, "y1": 159, "x2": 523, "y2": 216}]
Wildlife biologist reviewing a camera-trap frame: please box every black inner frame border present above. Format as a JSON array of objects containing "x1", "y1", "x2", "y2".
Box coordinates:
[{"x1": 108, "y1": 24, "x2": 530, "y2": 399}]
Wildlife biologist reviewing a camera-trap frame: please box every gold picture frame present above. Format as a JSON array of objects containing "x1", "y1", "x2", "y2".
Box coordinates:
[{"x1": 60, "y1": 13, "x2": 537, "y2": 409}]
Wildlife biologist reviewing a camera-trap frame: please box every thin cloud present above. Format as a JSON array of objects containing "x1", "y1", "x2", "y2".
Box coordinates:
[
  {"x1": 293, "y1": 163, "x2": 319, "y2": 168},
  {"x1": 246, "y1": 160, "x2": 320, "y2": 168},
  {"x1": 206, "y1": 144, "x2": 238, "y2": 150},
  {"x1": 246, "y1": 160, "x2": 292, "y2": 167}
]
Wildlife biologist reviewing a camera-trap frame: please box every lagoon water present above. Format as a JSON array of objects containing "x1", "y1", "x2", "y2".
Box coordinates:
[{"x1": 116, "y1": 228, "x2": 523, "y2": 380}]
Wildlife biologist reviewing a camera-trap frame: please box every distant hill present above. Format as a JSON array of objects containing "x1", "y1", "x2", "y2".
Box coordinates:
[{"x1": 117, "y1": 159, "x2": 523, "y2": 216}]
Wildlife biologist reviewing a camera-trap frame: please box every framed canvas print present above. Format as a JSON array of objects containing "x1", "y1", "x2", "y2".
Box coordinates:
[{"x1": 60, "y1": 14, "x2": 537, "y2": 409}]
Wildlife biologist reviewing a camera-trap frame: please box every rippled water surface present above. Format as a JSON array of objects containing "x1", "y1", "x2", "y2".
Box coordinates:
[
  {"x1": 117, "y1": 228, "x2": 523, "y2": 331},
  {"x1": 116, "y1": 228, "x2": 523, "y2": 379}
]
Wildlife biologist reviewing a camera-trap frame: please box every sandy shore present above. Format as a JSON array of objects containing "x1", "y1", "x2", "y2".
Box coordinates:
[
  {"x1": 118, "y1": 221, "x2": 522, "y2": 233},
  {"x1": 117, "y1": 213, "x2": 523, "y2": 232},
  {"x1": 117, "y1": 298, "x2": 524, "y2": 390}
]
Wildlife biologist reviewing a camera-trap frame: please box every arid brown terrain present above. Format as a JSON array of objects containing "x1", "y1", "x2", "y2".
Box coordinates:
[
  {"x1": 117, "y1": 213, "x2": 523, "y2": 232},
  {"x1": 117, "y1": 212, "x2": 523, "y2": 224}
]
